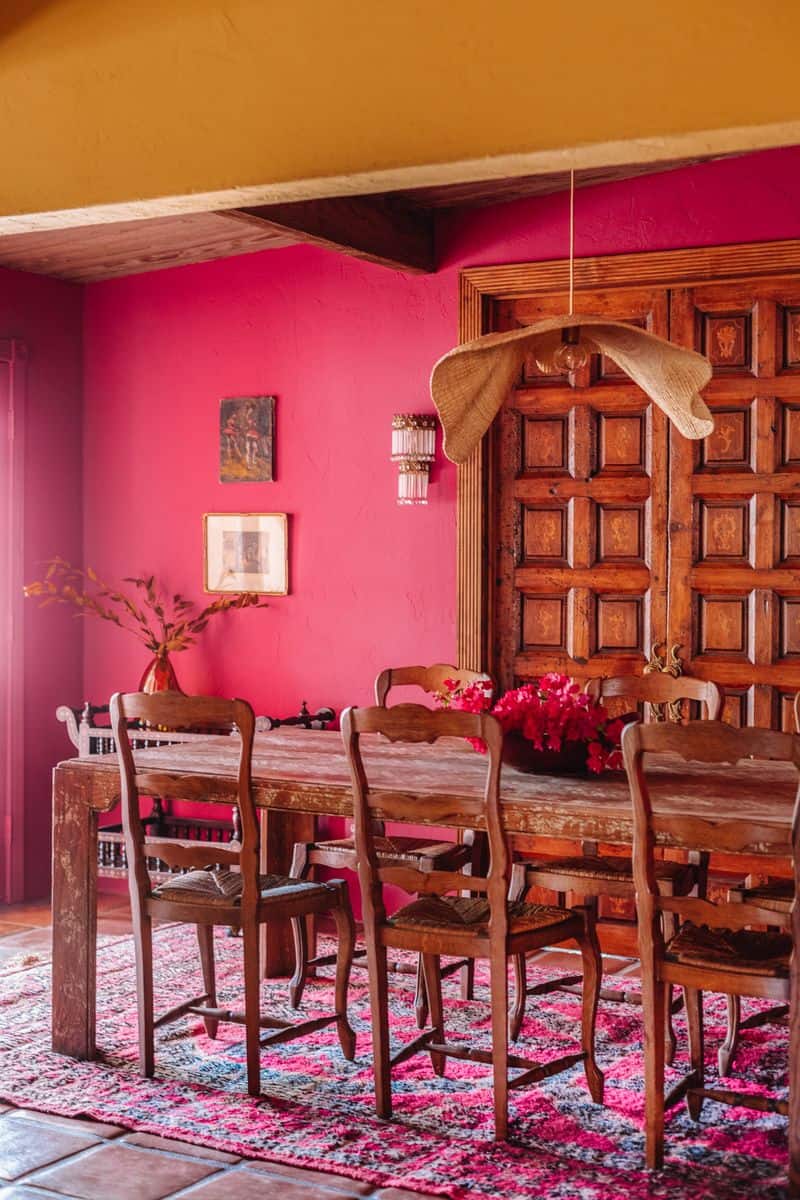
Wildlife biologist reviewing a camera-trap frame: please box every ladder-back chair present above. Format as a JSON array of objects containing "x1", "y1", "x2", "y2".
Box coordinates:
[
  {"x1": 342, "y1": 702, "x2": 604, "y2": 1141},
  {"x1": 288, "y1": 663, "x2": 492, "y2": 1023},
  {"x1": 622, "y1": 718, "x2": 799, "y2": 1178},
  {"x1": 720, "y1": 689, "x2": 800, "y2": 1074},
  {"x1": 110, "y1": 690, "x2": 356, "y2": 1096},
  {"x1": 511, "y1": 673, "x2": 724, "y2": 1054}
]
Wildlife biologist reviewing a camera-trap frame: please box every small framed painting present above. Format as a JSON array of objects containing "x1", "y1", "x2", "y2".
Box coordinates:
[
  {"x1": 219, "y1": 395, "x2": 275, "y2": 482},
  {"x1": 204, "y1": 513, "x2": 288, "y2": 595}
]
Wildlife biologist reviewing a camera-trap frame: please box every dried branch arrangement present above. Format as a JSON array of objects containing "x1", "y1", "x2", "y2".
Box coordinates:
[{"x1": 24, "y1": 557, "x2": 267, "y2": 655}]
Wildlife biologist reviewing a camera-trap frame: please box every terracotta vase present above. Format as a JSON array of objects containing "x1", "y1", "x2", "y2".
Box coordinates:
[
  {"x1": 501, "y1": 731, "x2": 588, "y2": 775},
  {"x1": 138, "y1": 651, "x2": 183, "y2": 694}
]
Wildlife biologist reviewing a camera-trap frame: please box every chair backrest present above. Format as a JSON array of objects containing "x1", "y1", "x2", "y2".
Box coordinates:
[
  {"x1": 374, "y1": 663, "x2": 493, "y2": 707},
  {"x1": 341, "y1": 704, "x2": 508, "y2": 935},
  {"x1": 622, "y1": 720, "x2": 800, "y2": 953},
  {"x1": 110, "y1": 691, "x2": 257, "y2": 906},
  {"x1": 793, "y1": 691, "x2": 800, "y2": 734},
  {"x1": 586, "y1": 673, "x2": 724, "y2": 721}
]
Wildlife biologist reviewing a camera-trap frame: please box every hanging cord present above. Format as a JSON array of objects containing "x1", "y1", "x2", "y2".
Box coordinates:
[{"x1": 568, "y1": 167, "x2": 575, "y2": 316}]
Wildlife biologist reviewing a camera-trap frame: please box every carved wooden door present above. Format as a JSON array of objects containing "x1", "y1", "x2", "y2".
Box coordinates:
[
  {"x1": 491, "y1": 287, "x2": 670, "y2": 694},
  {"x1": 668, "y1": 279, "x2": 800, "y2": 729}
]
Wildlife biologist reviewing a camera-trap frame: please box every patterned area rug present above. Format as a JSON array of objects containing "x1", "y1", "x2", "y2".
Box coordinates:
[{"x1": 0, "y1": 926, "x2": 790, "y2": 1199}]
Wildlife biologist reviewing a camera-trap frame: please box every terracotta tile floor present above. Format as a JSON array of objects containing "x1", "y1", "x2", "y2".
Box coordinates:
[{"x1": 0, "y1": 897, "x2": 640, "y2": 1199}]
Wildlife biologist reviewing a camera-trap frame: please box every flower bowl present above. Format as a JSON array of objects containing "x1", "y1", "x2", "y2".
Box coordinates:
[{"x1": 501, "y1": 731, "x2": 589, "y2": 775}]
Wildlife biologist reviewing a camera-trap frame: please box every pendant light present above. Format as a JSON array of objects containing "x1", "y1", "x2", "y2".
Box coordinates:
[
  {"x1": 429, "y1": 171, "x2": 715, "y2": 466},
  {"x1": 534, "y1": 171, "x2": 590, "y2": 376}
]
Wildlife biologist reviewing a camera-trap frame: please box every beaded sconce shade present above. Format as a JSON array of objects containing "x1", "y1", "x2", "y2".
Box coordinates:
[{"x1": 391, "y1": 414, "x2": 436, "y2": 504}]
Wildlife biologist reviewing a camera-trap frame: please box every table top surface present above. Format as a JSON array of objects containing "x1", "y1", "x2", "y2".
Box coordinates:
[{"x1": 55, "y1": 727, "x2": 798, "y2": 856}]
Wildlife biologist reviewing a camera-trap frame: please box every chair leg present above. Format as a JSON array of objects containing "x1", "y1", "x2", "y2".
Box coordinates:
[
  {"x1": 331, "y1": 888, "x2": 357, "y2": 1061},
  {"x1": 243, "y1": 922, "x2": 262, "y2": 1097},
  {"x1": 641, "y1": 962, "x2": 666, "y2": 1170},
  {"x1": 490, "y1": 950, "x2": 510, "y2": 1141},
  {"x1": 460, "y1": 958, "x2": 475, "y2": 1001},
  {"x1": 196, "y1": 923, "x2": 218, "y2": 1038},
  {"x1": 684, "y1": 986, "x2": 705, "y2": 1120},
  {"x1": 289, "y1": 842, "x2": 311, "y2": 1007},
  {"x1": 509, "y1": 954, "x2": 527, "y2": 1042},
  {"x1": 133, "y1": 910, "x2": 155, "y2": 1078},
  {"x1": 718, "y1": 994, "x2": 741, "y2": 1077},
  {"x1": 661, "y1": 901, "x2": 679, "y2": 1066},
  {"x1": 365, "y1": 933, "x2": 392, "y2": 1119},
  {"x1": 414, "y1": 956, "x2": 429, "y2": 1029},
  {"x1": 421, "y1": 953, "x2": 446, "y2": 1076},
  {"x1": 576, "y1": 910, "x2": 604, "y2": 1104}
]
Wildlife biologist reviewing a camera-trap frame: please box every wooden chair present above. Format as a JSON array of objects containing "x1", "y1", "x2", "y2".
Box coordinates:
[
  {"x1": 288, "y1": 663, "x2": 492, "y2": 1023},
  {"x1": 510, "y1": 673, "x2": 724, "y2": 1055},
  {"x1": 110, "y1": 690, "x2": 356, "y2": 1096},
  {"x1": 720, "y1": 689, "x2": 800, "y2": 1075},
  {"x1": 622, "y1": 718, "x2": 798, "y2": 1172},
  {"x1": 342, "y1": 702, "x2": 604, "y2": 1140}
]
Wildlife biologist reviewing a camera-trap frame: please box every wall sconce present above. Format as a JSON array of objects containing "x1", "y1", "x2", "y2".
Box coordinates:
[{"x1": 391, "y1": 414, "x2": 436, "y2": 505}]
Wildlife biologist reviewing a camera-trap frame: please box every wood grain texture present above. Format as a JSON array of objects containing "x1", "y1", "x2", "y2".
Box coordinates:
[
  {"x1": 0, "y1": 212, "x2": 297, "y2": 282},
  {"x1": 56, "y1": 727, "x2": 798, "y2": 856}
]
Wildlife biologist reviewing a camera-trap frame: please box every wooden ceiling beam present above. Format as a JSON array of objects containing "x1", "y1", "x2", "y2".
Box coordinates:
[{"x1": 230, "y1": 196, "x2": 435, "y2": 274}]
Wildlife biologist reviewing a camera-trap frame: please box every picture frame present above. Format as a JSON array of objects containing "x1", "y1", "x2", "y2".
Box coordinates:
[
  {"x1": 204, "y1": 513, "x2": 288, "y2": 595},
  {"x1": 219, "y1": 395, "x2": 275, "y2": 482}
]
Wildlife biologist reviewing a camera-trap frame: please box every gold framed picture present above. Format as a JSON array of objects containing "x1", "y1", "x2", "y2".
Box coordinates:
[{"x1": 204, "y1": 513, "x2": 288, "y2": 595}]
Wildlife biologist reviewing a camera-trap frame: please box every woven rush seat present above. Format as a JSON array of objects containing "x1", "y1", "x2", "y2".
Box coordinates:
[
  {"x1": 665, "y1": 921, "x2": 791, "y2": 977},
  {"x1": 389, "y1": 894, "x2": 576, "y2": 938},
  {"x1": 153, "y1": 868, "x2": 335, "y2": 907},
  {"x1": 737, "y1": 879, "x2": 794, "y2": 913},
  {"x1": 528, "y1": 854, "x2": 695, "y2": 889},
  {"x1": 311, "y1": 835, "x2": 469, "y2": 867}
]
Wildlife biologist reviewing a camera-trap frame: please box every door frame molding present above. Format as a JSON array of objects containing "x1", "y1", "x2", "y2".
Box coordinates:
[
  {"x1": 0, "y1": 339, "x2": 28, "y2": 903},
  {"x1": 457, "y1": 237, "x2": 800, "y2": 671}
]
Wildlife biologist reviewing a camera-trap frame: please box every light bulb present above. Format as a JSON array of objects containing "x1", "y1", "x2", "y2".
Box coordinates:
[{"x1": 552, "y1": 339, "x2": 589, "y2": 373}]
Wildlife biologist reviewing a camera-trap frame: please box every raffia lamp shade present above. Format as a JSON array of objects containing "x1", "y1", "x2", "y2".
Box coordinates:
[{"x1": 430, "y1": 314, "x2": 714, "y2": 465}]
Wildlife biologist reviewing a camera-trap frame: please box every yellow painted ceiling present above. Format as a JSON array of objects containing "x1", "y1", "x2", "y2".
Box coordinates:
[{"x1": 1, "y1": 0, "x2": 799, "y2": 220}]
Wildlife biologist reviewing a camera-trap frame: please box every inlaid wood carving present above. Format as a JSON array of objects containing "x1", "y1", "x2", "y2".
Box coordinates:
[
  {"x1": 779, "y1": 499, "x2": 800, "y2": 562},
  {"x1": 778, "y1": 597, "x2": 800, "y2": 658},
  {"x1": 722, "y1": 689, "x2": 750, "y2": 728},
  {"x1": 522, "y1": 505, "x2": 568, "y2": 562},
  {"x1": 596, "y1": 412, "x2": 646, "y2": 473},
  {"x1": 521, "y1": 594, "x2": 567, "y2": 650},
  {"x1": 780, "y1": 404, "x2": 800, "y2": 468},
  {"x1": 696, "y1": 499, "x2": 751, "y2": 564},
  {"x1": 782, "y1": 308, "x2": 800, "y2": 369},
  {"x1": 696, "y1": 595, "x2": 749, "y2": 658},
  {"x1": 698, "y1": 405, "x2": 752, "y2": 471},
  {"x1": 596, "y1": 505, "x2": 644, "y2": 562},
  {"x1": 522, "y1": 416, "x2": 569, "y2": 472},
  {"x1": 595, "y1": 596, "x2": 643, "y2": 654},
  {"x1": 702, "y1": 311, "x2": 752, "y2": 372}
]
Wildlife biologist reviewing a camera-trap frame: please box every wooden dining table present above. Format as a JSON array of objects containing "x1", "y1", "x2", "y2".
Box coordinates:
[{"x1": 51, "y1": 725, "x2": 797, "y2": 1066}]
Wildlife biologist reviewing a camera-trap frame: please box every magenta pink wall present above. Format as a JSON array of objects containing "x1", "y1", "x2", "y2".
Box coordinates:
[
  {"x1": 82, "y1": 146, "x2": 800, "y2": 723},
  {"x1": 0, "y1": 267, "x2": 83, "y2": 897},
  {"x1": 5, "y1": 141, "x2": 797, "y2": 899}
]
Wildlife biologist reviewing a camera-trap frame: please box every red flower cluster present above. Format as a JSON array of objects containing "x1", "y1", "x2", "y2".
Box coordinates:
[{"x1": 436, "y1": 672, "x2": 623, "y2": 772}]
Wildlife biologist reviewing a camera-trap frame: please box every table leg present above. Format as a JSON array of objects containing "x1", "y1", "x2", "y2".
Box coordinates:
[
  {"x1": 51, "y1": 766, "x2": 98, "y2": 1059},
  {"x1": 259, "y1": 809, "x2": 315, "y2": 976}
]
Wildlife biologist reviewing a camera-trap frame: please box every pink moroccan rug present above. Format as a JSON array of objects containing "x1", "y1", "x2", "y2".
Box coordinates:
[{"x1": 0, "y1": 925, "x2": 790, "y2": 1199}]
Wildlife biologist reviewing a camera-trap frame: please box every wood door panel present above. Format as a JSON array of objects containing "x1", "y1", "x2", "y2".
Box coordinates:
[
  {"x1": 492, "y1": 288, "x2": 669, "y2": 691},
  {"x1": 670, "y1": 280, "x2": 800, "y2": 726}
]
